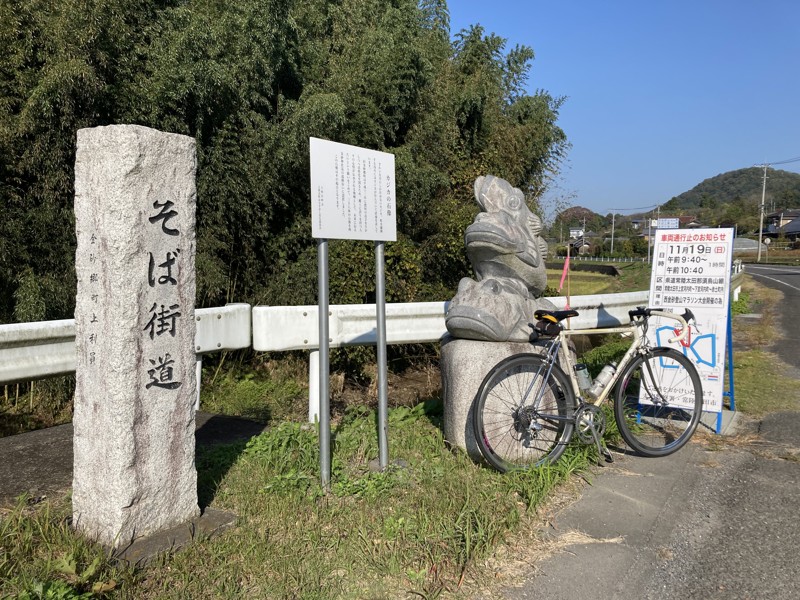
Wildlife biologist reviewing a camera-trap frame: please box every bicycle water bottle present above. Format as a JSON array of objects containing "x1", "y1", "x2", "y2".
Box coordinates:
[
  {"x1": 587, "y1": 362, "x2": 617, "y2": 399},
  {"x1": 573, "y1": 363, "x2": 593, "y2": 394}
]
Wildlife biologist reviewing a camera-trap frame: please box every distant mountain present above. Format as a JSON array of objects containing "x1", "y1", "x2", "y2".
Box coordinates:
[{"x1": 664, "y1": 167, "x2": 800, "y2": 212}]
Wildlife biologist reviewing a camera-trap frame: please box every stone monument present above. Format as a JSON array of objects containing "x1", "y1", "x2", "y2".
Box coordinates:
[
  {"x1": 73, "y1": 125, "x2": 199, "y2": 547},
  {"x1": 442, "y1": 175, "x2": 556, "y2": 457}
]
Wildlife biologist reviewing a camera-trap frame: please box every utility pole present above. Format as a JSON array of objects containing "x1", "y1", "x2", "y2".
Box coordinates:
[
  {"x1": 611, "y1": 213, "x2": 616, "y2": 254},
  {"x1": 757, "y1": 164, "x2": 768, "y2": 263}
]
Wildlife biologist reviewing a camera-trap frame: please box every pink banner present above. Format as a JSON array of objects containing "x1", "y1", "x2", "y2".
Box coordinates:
[{"x1": 558, "y1": 253, "x2": 570, "y2": 292}]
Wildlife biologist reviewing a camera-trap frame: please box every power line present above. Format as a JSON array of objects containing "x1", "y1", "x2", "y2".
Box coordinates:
[
  {"x1": 606, "y1": 204, "x2": 658, "y2": 213},
  {"x1": 772, "y1": 156, "x2": 800, "y2": 165},
  {"x1": 756, "y1": 155, "x2": 800, "y2": 167}
]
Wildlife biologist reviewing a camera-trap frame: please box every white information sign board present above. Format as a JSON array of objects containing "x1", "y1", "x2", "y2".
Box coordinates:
[
  {"x1": 657, "y1": 217, "x2": 680, "y2": 229},
  {"x1": 310, "y1": 137, "x2": 396, "y2": 241},
  {"x1": 648, "y1": 228, "x2": 734, "y2": 412}
]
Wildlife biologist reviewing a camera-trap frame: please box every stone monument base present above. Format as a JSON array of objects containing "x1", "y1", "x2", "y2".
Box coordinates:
[
  {"x1": 441, "y1": 335, "x2": 547, "y2": 461},
  {"x1": 112, "y1": 508, "x2": 236, "y2": 566}
]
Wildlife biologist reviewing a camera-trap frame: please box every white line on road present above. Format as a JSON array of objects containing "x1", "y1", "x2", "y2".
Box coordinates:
[
  {"x1": 746, "y1": 271, "x2": 800, "y2": 293},
  {"x1": 746, "y1": 265, "x2": 800, "y2": 273}
]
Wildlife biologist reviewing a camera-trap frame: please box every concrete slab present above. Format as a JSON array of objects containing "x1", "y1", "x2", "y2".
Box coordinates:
[
  {"x1": 698, "y1": 408, "x2": 739, "y2": 435},
  {"x1": 112, "y1": 507, "x2": 237, "y2": 567}
]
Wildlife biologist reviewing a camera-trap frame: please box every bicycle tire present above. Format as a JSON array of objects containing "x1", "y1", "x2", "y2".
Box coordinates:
[
  {"x1": 613, "y1": 347, "x2": 703, "y2": 457},
  {"x1": 472, "y1": 353, "x2": 576, "y2": 472}
]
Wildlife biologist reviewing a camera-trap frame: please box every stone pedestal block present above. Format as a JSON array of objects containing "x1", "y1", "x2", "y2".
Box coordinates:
[
  {"x1": 73, "y1": 125, "x2": 199, "y2": 548},
  {"x1": 441, "y1": 335, "x2": 546, "y2": 461}
]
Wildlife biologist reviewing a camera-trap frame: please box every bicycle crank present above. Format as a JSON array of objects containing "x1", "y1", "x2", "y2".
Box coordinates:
[{"x1": 574, "y1": 405, "x2": 614, "y2": 464}]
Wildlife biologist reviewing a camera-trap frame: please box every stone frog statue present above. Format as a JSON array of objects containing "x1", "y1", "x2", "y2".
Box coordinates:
[
  {"x1": 465, "y1": 175, "x2": 549, "y2": 294},
  {"x1": 445, "y1": 175, "x2": 556, "y2": 342}
]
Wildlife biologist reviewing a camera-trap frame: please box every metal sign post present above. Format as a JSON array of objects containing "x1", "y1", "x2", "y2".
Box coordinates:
[
  {"x1": 310, "y1": 138, "x2": 396, "y2": 487},
  {"x1": 317, "y1": 238, "x2": 331, "y2": 488},
  {"x1": 375, "y1": 241, "x2": 389, "y2": 468}
]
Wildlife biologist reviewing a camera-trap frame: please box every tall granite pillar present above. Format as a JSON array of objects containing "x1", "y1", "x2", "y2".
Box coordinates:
[{"x1": 73, "y1": 125, "x2": 199, "y2": 547}]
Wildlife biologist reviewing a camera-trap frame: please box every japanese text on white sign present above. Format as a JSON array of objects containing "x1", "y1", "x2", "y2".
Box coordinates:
[
  {"x1": 648, "y1": 228, "x2": 734, "y2": 412},
  {"x1": 310, "y1": 138, "x2": 396, "y2": 241}
]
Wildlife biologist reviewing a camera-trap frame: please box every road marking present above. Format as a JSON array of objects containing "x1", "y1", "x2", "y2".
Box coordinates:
[
  {"x1": 747, "y1": 271, "x2": 800, "y2": 293},
  {"x1": 746, "y1": 265, "x2": 800, "y2": 273}
]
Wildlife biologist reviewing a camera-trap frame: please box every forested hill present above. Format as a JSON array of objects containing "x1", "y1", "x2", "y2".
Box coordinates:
[{"x1": 664, "y1": 167, "x2": 800, "y2": 212}]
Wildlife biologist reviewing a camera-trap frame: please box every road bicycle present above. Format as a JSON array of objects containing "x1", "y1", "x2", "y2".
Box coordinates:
[{"x1": 472, "y1": 307, "x2": 704, "y2": 472}]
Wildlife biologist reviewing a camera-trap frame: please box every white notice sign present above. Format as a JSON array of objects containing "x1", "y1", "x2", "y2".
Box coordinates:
[
  {"x1": 310, "y1": 138, "x2": 397, "y2": 241},
  {"x1": 648, "y1": 228, "x2": 734, "y2": 412}
]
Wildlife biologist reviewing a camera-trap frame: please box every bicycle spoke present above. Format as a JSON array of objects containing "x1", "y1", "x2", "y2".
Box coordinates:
[
  {"x1": 614, "y1": 348, "x2": 702, "y2": 457},
  {"x1": 473, "y1": 354, "x2": 575, "y2": 472}
]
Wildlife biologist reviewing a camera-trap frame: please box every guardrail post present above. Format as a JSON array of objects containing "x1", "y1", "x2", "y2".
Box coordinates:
[
  {"x1": 195, "y1": 357, "x2": 202, "y2": 412},
  {"x1": 308, "y1": 350, "x2": 320, "y2": 423}
]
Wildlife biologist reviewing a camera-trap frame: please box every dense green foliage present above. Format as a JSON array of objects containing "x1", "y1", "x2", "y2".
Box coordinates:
[
  {"x1": 0, "y1": 0, "x2": 568, "y2": 322},
  {"x1": 661, "y1": 167, "x2": 800, "y2": 232}
]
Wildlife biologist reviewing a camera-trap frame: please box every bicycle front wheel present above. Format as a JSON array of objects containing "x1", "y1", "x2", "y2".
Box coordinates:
[
  {"x1": 614, "y1": 347, "x2": 703, "y2": 457},
  {"x1": 472, "y1": 353, "x2": 575, "y2": 472}
]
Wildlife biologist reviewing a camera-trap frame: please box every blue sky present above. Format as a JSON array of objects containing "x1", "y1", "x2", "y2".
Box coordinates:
[{"x1": 448, "y1": 0, "x2": 800, "y2": 217}]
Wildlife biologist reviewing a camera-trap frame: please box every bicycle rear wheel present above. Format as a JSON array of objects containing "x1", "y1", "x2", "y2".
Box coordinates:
[
  {"x1": 614, "y1": 347, "x2": 703, "y2": 457},
  {"x1": 472, "y1": 353, "x2": 575, "y2": 472}
]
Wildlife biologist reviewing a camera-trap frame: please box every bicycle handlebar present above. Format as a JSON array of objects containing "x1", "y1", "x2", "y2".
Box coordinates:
[{"x1": 628, "y1": 306, "x2": 695, "y2": 343}]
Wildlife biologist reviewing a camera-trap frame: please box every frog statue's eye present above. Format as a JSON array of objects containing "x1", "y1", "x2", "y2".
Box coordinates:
[{"x1": 505, "y1": 193, "x2": 522, "y2": 211}]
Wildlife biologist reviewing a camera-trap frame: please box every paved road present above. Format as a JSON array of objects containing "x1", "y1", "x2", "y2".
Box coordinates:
[
  {"x1": 487, "y1": 415, "x2": 800, "y2": 600},
  {"x1": 0, "y1": 413, "x2": 268, "y2": 506},
  {"x1": 482, "y1": 265, "x2": 800, "y2": 600},
  {"x1": 744, "y1": 264, "x2": 800, "y2": 352}
]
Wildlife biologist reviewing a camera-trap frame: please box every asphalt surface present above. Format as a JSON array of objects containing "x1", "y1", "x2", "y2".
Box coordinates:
[
  {"x1": 744, "y1": 264, "x2": 800, "y2": 356},
  {"x1": 486, "y1": 412, "x2": 799, "y2": 600},
  {"x1": 0, "y1": 413, "x2": 268, "y2": 506}
]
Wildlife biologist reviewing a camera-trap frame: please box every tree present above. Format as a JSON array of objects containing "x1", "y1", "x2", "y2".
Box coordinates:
[{"x1": 0, "y1": 0, "x2": 569, "y2": 322}]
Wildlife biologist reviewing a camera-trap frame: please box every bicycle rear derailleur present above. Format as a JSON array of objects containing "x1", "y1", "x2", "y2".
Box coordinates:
[{"x1": 575, "y1": 405, "x2": 614, "y2": 464}]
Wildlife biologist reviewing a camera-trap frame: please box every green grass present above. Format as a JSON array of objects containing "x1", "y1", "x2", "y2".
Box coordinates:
[
  {"x1": 4, "y1": 266, "x2": 792, "y2": 598},
  {"x1": 1, "y1": 378, "x2": 75, "y2": 437},
  {"x1": 545, "y1": 261, "x2": 652, "y2": 299},
  {"x1": 545, "y1": 269, "x2": 613, "y2": 296},
  {"x1": 725, "y1": 275, "x2": 800, "y2": 416},
  {"x1": 728, "y1": 350, "x2": 800, "y2": 416},
  {"x1": 1, "y1": 401, "x2": 602, "y2": 599},
  {"x1": 199, "y1": 365, "x2": 307, "y2": 424}
]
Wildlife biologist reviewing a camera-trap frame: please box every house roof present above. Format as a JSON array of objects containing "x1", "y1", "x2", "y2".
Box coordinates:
[
  {"x1": 767, "y1": 209, "x2": 800, "y2": 219},
  {"x1": 780, "y1": 218, "x2": 800, "y2": 234}
]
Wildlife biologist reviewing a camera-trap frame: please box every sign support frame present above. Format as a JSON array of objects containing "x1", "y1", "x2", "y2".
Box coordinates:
[{"x1": 317, "y1": 239, "x2": 331, "y2": 490}]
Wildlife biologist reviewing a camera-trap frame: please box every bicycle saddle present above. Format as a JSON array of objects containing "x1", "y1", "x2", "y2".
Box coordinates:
[{"x1": 533, "y1": 309, "x2": 579, "y2": 323}]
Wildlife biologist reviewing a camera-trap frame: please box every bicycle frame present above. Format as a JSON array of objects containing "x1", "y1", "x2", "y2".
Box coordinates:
[
  {"x1": 535, "y1": 309, "x2": 690, "y2": 409},
  {"x1": 472, "y1": 308, "x2": 699, "y2": 471},
  {"x1": 558, "y1": 321, "x2": 643, "y2": 405}
]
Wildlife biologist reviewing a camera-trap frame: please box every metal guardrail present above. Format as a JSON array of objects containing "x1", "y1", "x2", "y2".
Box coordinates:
[
  {"x1": 0, "y1": 304, "x2": 252, "y2": 386},
  {"x1": 251, "y1": 292, "x2": 651, "y2": 353},
  {"x1": 1, "y1": 279, "x2": 744, "y2": 417},
  {"x1": 0, "y1": 320, "x2": 76, "y2": 385},
  {"x1": 252, "y1": 291, "x2": 651, "y2": 420}
]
